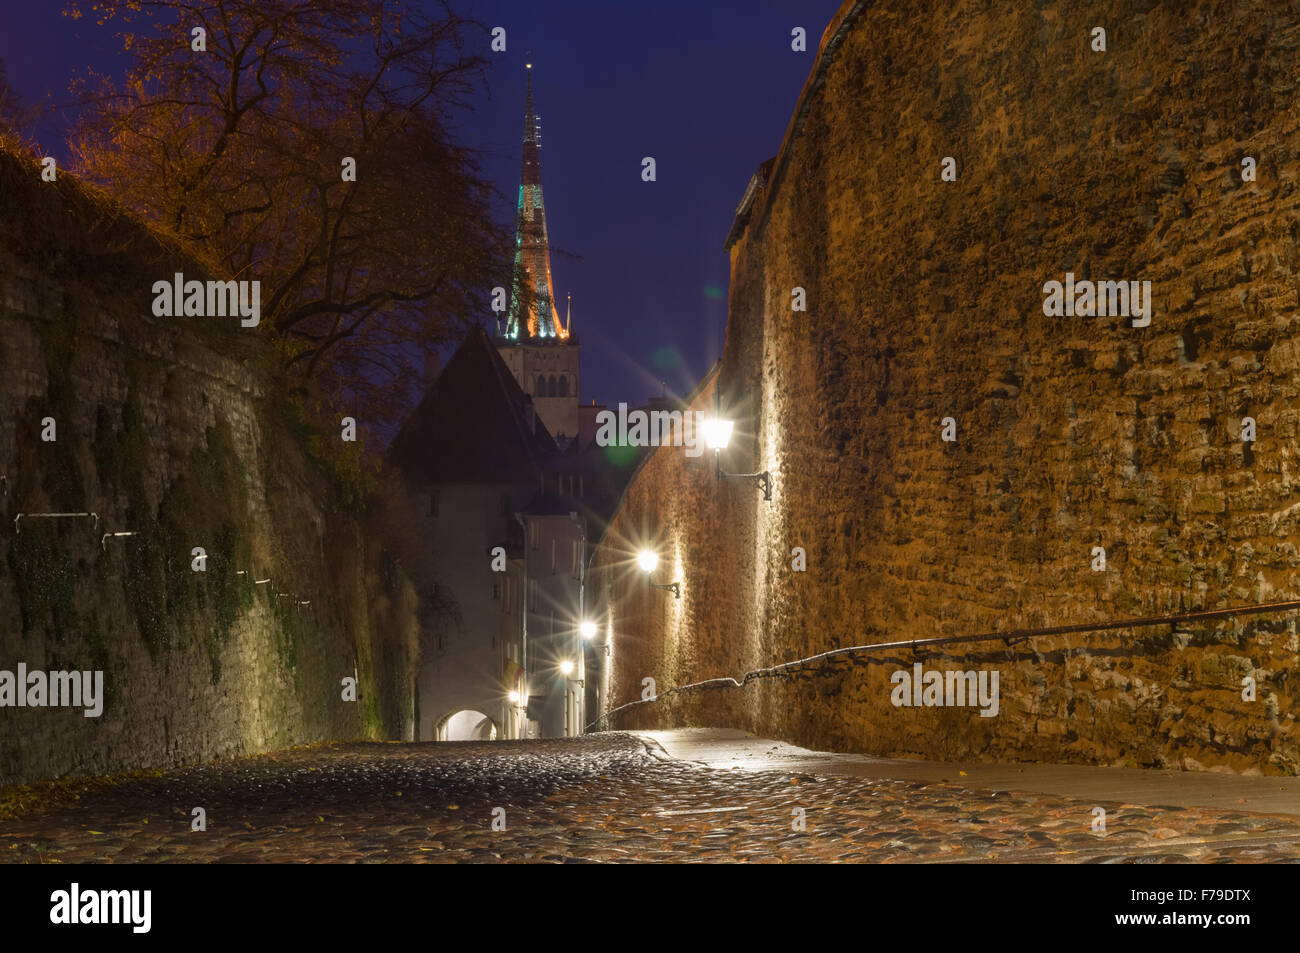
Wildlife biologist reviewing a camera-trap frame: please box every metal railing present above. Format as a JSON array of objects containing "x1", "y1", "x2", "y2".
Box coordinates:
[
  {"x1": 14, "y1": 511, "x2": 99, "y2": 532},
  {"x1": 586, "y1": 598, "x2": 1300, "y2": 731}
]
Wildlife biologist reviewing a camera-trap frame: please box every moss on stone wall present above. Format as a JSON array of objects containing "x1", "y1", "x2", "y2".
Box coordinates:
[
  {"x1": 0, "y1": 140, "x2": 420, "y2": 786},
  {"x1": 7, "y1": 528, "x2": 79, "y2": 640}
]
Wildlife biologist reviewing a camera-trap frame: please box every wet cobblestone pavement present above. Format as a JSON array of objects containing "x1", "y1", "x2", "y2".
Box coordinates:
[{"x1": 4, "y1": 733, "x2": 1300, "y2": 863}]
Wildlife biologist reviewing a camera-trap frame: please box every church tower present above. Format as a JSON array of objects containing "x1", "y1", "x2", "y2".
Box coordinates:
[{"x1": 496, "y1": 64, "x2": 581, "y2": 446}]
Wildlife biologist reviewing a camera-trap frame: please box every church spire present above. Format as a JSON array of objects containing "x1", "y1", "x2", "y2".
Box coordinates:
[{"x1": 506, "y1": 64, "x2": 563, "y2": 340}]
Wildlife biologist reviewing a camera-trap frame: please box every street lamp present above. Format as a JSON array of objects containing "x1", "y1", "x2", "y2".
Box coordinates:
[
  {"x1": 637, "y1": 548, "x2": 680, "y2": 599},
  {"x1": 508, "y1": 690, "x2": 520, "y2": 703},
  {"x1": 703, "y1": 415, "x2": 771, "y2": 501},
  {"x1": 580, "y1": 620, "x2": 598, "y2": 639},
  {"x1": 560, "y1": 660, "x2": 575, "y2": 676},
  {"x1": 701, "y1": 417, "x2": 734, "y2": 451}
]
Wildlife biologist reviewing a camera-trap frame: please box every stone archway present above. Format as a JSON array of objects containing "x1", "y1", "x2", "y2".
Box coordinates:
[{"x1": 436, "y1": 709, "x2": 498, "y2": 741}]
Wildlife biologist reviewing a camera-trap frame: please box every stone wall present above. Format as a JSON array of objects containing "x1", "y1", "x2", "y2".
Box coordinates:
[
  {"x1": 0, "y1": 146, "x2": 419, "y2": 785},
  {"x1": 594, "y1": 0, "x2": 1300, "y2": 774}
]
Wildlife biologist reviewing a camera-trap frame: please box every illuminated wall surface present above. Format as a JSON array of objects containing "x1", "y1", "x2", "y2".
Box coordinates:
[
  {"x1": 595, "y1": 0, "x2": 1300, "y2": 773},
  {"x1": 0, "y1": 150, "x2": 419, "y2": 785}
]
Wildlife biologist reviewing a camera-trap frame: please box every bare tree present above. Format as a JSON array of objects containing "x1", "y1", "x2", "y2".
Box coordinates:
[{"x1": 66, "y1": 0, "x2": 508, "y2": 435}]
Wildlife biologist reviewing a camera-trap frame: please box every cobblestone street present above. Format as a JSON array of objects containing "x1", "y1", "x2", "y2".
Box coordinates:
[{"x1": 5, "y1": 733, "x2": 1300, "y2": 863}]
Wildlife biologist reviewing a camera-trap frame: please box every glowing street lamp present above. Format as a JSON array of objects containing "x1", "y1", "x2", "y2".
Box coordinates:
[
  {"x1": 701, "y1": 417, "x2": 734, "y2": 451},
  {"x1": 637, "y1": 548, "x2": 680, "y2": 599},
  {"x1": 703, "y1": 414, "x2": 771, "y2": 501},
  {"x1": 508, "y1": 690, "x2": 520, "y2": 703},
  {"x1": 579, "y1": 620, "x2": 598, "y2": 639},
  {"x1": 559, "y1": 660, "x2": 575, "y2": 676}
]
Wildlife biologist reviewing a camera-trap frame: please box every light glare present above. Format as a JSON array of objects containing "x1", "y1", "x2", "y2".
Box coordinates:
[{"x1": 702, "y1": 417, "x2": 734, "y2": 451}]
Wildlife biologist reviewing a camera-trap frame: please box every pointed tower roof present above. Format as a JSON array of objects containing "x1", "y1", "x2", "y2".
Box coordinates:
[
  {"x1": 506, "y1": 65, "x2": 565, "y2": 341},
  {"x1": 389, "y1": 324, "x2": 556, "y2": 483}
]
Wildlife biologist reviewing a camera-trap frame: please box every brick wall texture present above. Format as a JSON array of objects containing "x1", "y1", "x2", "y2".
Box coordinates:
[{"x1": 594, "y1": 0, "x2": 1300, "y2": 774}]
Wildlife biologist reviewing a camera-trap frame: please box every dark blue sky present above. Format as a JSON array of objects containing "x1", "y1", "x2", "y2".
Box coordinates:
[{"x1": 0, "y1": 0, "x2": 842, "y2": 409}]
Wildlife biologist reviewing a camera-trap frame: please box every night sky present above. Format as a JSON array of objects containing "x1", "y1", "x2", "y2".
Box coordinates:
[{"x1": 0, "y1": 0, "x2": 842, "y2": 413}]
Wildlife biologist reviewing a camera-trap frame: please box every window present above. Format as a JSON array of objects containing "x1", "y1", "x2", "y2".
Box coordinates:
[
  {"x1": 548, "y1": 374, "x2": 557, "y2": 397},
  {"x1": 558, "y1": 375, "x2": 569, "y2": 397},
  {"x1": 536, "y1": 374, "x2": 546, "y2": 396}
]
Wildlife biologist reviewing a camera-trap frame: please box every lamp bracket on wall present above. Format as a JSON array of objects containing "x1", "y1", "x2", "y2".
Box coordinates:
[{"x1": 649, "y1": 578, "x2": 680, "y2": 599}]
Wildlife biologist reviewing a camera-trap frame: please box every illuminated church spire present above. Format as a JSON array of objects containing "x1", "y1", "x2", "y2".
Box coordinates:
[{"x1": 507, "y1": 64, "x2": 563, "y2": 340}]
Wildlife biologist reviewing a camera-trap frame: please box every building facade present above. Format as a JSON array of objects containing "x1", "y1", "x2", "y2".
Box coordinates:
[{"x1": 389, "y1": 69, "x2": 614, "y2": 740}]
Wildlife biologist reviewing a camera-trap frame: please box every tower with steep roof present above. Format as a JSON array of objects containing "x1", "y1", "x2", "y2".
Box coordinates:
[{"x1": 497, "y1": 64, "x2": 582, "y2": 447}]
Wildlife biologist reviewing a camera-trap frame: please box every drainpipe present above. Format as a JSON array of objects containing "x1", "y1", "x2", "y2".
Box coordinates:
[
  {"x1": 571, "y1": 511, "x2": 587, "y2": 736},
  {"x1": 514, "y1": 511, "x2": 528, "y2": 739}
]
